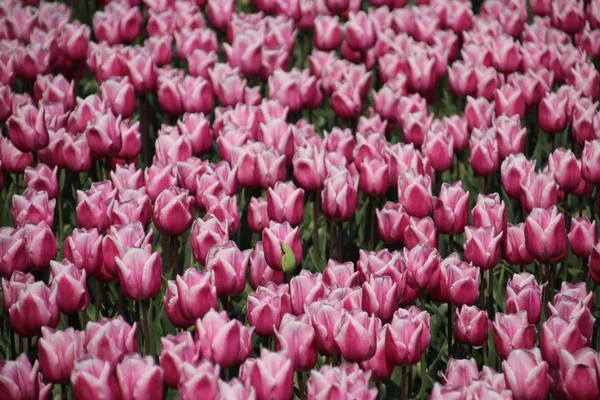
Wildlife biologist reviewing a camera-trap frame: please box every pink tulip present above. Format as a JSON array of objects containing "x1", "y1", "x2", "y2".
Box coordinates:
[
  {"x1": 206, "y1": 0, "x2": 234, "y2": 31},
  {"x1": 559, "y1": 348, "x2": 600, "y2": 400},
  {"x1": 178, "y1": 361, "x2": 220, "y2": 400},
  {"x1": 0, "y1": 137, "x2": 33, "y2": 174},
  {"x1": 441, "y1": 358, "x2": 480, "y2": 387},
  {"x1": 540, "y1": 315, "x2": 587, "y2": 369},
  {"x1": 538, "y1": 92, "x2": 568, "y2": 133},
  {"x1": 233, "y1": 145, "x2": 286, "y2": 189},
  {"x1": 504, "y1": 223, "x2": 535, "y2": 267},
  {"x1": 344, "y1": 11, "x2": 375, "y2": 52},
  {"x1": 568, "y1": 217, "x2": 597, "y2": 258},
  {"x1": 505, "y1": 272, "x2": 544, "y2": 325},
  {"x1": 240, "y1": 350, "x2": 294, "y2": 400},
  {"x1": 168, "y1": 268, "x2": 218, "y2": 327},
  {"x1": 332, "y1": 83, "x2": 363, "y2": 119},
  {"x1": 64, "y1": 228, "x2": 102, "y2": 277},
  {"x1": 314, "y1": 15, "x2": 342, "y2": 51},
  {"x1": 581, "y1": 139, "x2": 600, "y2": 185},
  {"x1": 422, "y1": 129, "x2": 454, "y2": 173},
  {"x1": 38, "y1": 327, "x2": 85, "y2": 384},
  {"x1": 50, "y1": 260, "x2": 89, "y2": 315},
  {"x1": 99, "y1": 77, "x2": 136, "y2": 118},
  {"x1": 398, "y1": 170, "x2": 432, "y2": 218},
  {"x1": 492, "y1": 311, "x2": 537, "y2": 360},
  {"x1": 204, "y1": 241, "x2": 248, "y2": 297},
  {"x1": 323, "y1": 127, "x2": 355, "y2": 162},
  {"x1": 205, "y1": 194, "x2": 240, "y2": 234},
  {"x1": 126, "y1": 49, "x2": 157, "y2": 95},
  {"x1": 217, "y1": 379, "x2": 256, "y2": 400},
  {"x1": 439, "y1": 255, "x2": 480, "y2": 307},
  {"x1": 196, "y1": 310, "x2": 253, "y2": 367},
  {"x1": 115, "y1": 247, "x2": 162, "y2": 301},
  {"x1": 469, "y1": 132, "x2": 500, "y2": 176},
  {"x1": 359, "y1": 156, "x2": 390, "y2": 196},
  {"x1": 6, "y1": 104, "x2": 48, "y2": 153},
  {"x1": 34, "y1": 74, "x2": 75, "y2": 111},
  {"x1": 471, "y1": 193, "x2": 507, "y2": 237},
  {"x1": 494, "y1": 115, "x2": 527, "y2": 160},
  {"x1": 76, "y1": 188, "x2": 110, "y2": 232},
  {"x1": 275, "y1": 314, "x2": 317, "y2": 371},
  {"x1": 261, "y1": 221, "x2": 303, "y2": 273},
  {"x1": 248, "y1": 242, "x2": 284, "y2": 289},
  {"x1": 177, "y1": 113, "x2": 213, "y2": 156},
  {"x1": 433, "y1": 182, "x2": 470, "y2": 235},
  {"x1": 247, "y1": 197, "x2": 270, "y2": 234},
  {"x1": 0, "y1": 354, "x2": 48, "y2": 400},
  {"x1": 71, "y1": 356, "x2": 119, "y2": 400},
  {"x1": 520, "y1": 172, "x2": 560, "y2": 213},
  {"x1": 13, "y1": 44, "x2": 50, "y2": 81},
  {"x1": 116, "y1": 354, "x2": 163, "y2": 400},
  {"x1": 85, "y1": 317, "x2": 138, "y2": 365},
  {"x1": 323, "y1": 260, "x2": 358, "y2": 288},
  {"x1": 501, "y1": 153, "x2": 536, "y2": 199},
  {"x1": 190, "y1": 214, "x2": 229, "y2": 266},
  {"x1": 376, "y1": 202, "x2": 410, "y2": 245},
  {"x1": 547, "y1": 148, "x2": 581, "y2": 193},
  {"x1": 292, "y1": 145, "x2": 326, "y2": 192},
  {"x1": 144, "y1": 162, "x2": 178, "y2": 202},
  {"x1": 502, "y1": 349, "x2": 551, "y2": 400},
  {"x1": 2, "y1": 272, "x2": 35, "y2": 314},
  {"x1": 454, "y1": 305, "x2": 490, "y2": 347},
  {"x1": 548, "y1": 295, "x2": 595, "y2": 342},
  {"x1": 267, "y1": 181, "x2": 304, "y2": 227},
  {"x1": 400, "y1": 111, "x2": 433, "y2": 149},
  {"x1": 464, "y1": 226, "x2": 502, "y2": 270},
  {"x1": 465, "y1": 96, "x2": 495, "y2": 131},
  {"x1": 524, "y1": 206, "x2": 567, "y2": 263},
  {"x1": 404, "y1": 244, "x2": 441, "y2": 293},
  {"x1": 9, "y1": 281, "x2": 59, "y2": 337},
  {"x1": 160, "y1": 332, "x2": 199, "y2": 388},
  {"x1": 86, "y1": 111, "x2": 123, "y2": 158},
  {"x1": 17, "y1": 221, "x2": 57, "y2": 270},
  {"x1": 448, "y1": 61, "x2": 476, "y2": 97},
  {"x1": 152, "y1": 186, "x2": 194, "y2": 237},
  {"x1": 307, "y1": 364, "x2": 377, "y2": 400},
  {"x1": 335, "y1": 308, "x2": 380, "y2": 362},
  {"x1": 223, "y1": 33, "x2": 262, "y2": 77},
  {"x1": 304, "y1": 299, "x2": 343, "y2": 356},
  {"x1": 93, "y1": 3, "x2": 142, "y2": 44},
  {"x1": 385, "y1": 306, "x2": 431, "y2": 366},
  {"x1": 290, "y1": 270, "x2": 327, "y2": 315}
]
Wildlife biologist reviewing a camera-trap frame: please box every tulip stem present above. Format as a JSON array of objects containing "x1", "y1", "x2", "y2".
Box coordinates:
[
  {"x1": 596, "y1": 186, "x2": 600, "y2": 218},
  {"x1": 448, "y1": 235, "x2": 454, "y2": 255},
  {"x1": 328, "y1": 221, "x2": 335, "y2": 260},
  {"x1": 313, "y1": 192, "x2": 321, "y2": 264},
  {"x1": 221, "y1": 296, "x2": 229, "y2": 313},
  {"x1": 400, "y1": 367, "x2": 407, "y2": 400},
  {"x1": 142, "y1": 300, "x2": 151, "y2": 356},
  {"x1": 337, "y1": 221, "x2": 343, "y2": 262},
  {"x1": 140, "y1": 94, "x2": 149, "y2": 166},
  {"x1": 95, "y1": 280, "x2": 101, "y2": 320},
  {"x1": 482, "y1": 176, "x2": 488, "y2": 195},
  {"x1": 447, "y1": 304, "x2": 453, "y2": 357},
  {"x1": 297, "y1": 371, "x2": 305, "y2": 400},
  {"x1": 170, "y1": 236, "x2": 179, "y2": 279},
  {"x1": 57, "y1": 173, "x2": 64, "y2": 248},
  {"x1": 369, "y1": 197, "x2": 377, "y2": 251},
  {"x1": 564, "y1": 195, "x2": 570, "y2": 231},
  {"x1": 546, "y1": 263, "x2": 554, "y2": 305},
  {"x1": 9, "y1": 325, "x2": 15, "y2": 359},
  {"x1": 80, "y1": 310, "x2": 88, "y2": 329},
  {"x1": 488, "y1": 269, "x2": 494, "y2": 320},
  {"x1": 18, "y1": 336, "x2": 23, "y2": 355},
  {"x1": 61, "y1": 384, "x2": 68, "y2": 400},
  {"x1": 407, "y1": 366, "x2": 413, "y2": 397}
]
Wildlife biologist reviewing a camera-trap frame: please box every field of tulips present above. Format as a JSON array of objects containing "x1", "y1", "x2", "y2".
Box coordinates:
[{"x1": 2, "y1": 0, "x2": 600, "y2": 399}]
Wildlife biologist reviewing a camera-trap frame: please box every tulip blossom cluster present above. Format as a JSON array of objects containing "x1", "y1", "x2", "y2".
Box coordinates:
[{"x1": 2, "y1": 0, "x2": 600, "y2": 399}]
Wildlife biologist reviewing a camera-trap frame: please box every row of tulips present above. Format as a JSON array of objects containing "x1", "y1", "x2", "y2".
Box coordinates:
[{"x1": 1, "y1": 0, "x2": 600, "y2": 399}]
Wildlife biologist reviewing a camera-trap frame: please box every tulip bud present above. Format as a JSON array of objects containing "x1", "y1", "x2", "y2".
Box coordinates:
[
  {"x1": 159, "y1": 332, "x2": 198, "y2": 388},
  {"x1": 506, "y1": 272, "x2": 544, "y2": 325},
  {"x1": 0, "y1": 354, "x2": 47, "y2": 400},
  {"x1": 581, "y1": 139, "x2": 600, "y2": 185},
  {"x1": 115, "y1": 247, "x2": 162, "y2": 301},
  {"x1": 152, "y1": 186, "x2": 194, "y2": 237},
  {"x1": 439, "y1": 255, "x2": 480, "y2": 307},
  {"x1": 525, "y1": 206, "x2": 567, "y2": 263},
  {"x1": 464, "y1": 226, "x2": 502, "y2": 270},
  {"x1": 12, "y1": 188, "x2": 56, "y2": 228},
  {"x1": 275, "y1": 314, "x2": 317, "y2": 371},
  {"x1": 502, "y1": 349, "x2": 551, "y2": 400},
  {"x1": 398, "y1": 170, "x2": 432, "y2": 218},
  {"x1": 469, "y1": 132, "x2": 500, "y2": 177},
  {"x1": 335, "y1": 308, "x2": 380, "y2": 363},
  {"x1": 50, "y1": 260, "x2": 89, "y2": 315},
  {"x1": 196, "y1": 310, "x2": 253, "y2": 367},
  {"x1": 433, "y1": 182, "x2": 470, "y2": 235},
  {"x1": 385, "y1": 306, "x2": 431, "y2": 366},
  {"x1": 6, "y1": 104, "x2": 49, "y2": 153},
  {"x1": 454, "y1": 305, "x2": 490, "y2": 347},
  {"x1": 9, "y1": 281, "x2": 60, "y2": 337},
  {"x1": 85, "y1": 317, "x2": 138, "y2": 365},
  {"x1": 492, "y1": 311, "x2": 537, "y2": 360},
  {"x1": 568, "y1": 216, "x2": 597, "y2": 258},
  {"x1": 38, "y1": 327, "x2": 86, "y2": 384},
  {"x1": 558, "y1": 348, "x2": 600, "y2": 400}
]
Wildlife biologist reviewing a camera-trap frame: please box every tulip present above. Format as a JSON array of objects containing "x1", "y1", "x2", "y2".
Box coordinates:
[
  {"x1": 422, "y1": 129, "x2": 454, "y2": 173},
  {"x1": 559, "y1": 348, "x2": 600, "y2": 400},
  {"x1": 247, "y1": 283, "x2": 291, "y2": 337},
  {"x1": 321, "y1": 168, "x2": 359, "y2": 222},
  {"x1": 266, "y1": 181, "x2": 304, "y2": 227},
  {"x1": 152, "y1": 186, "x2": 194, "y2": 237},
  {"x1": 554, "y1": 282, "x2": 593, "y2": 310},
  {"x1": 547, "y1": 148, "x2": 581, "y2": 193},
  {"x1": 178, "y1": 361, "x2": 220, "y2": 400},
  {"x1": 0, "y1": 354, "x2": 46, "y2": 400},
  {"x1": 85, "y1": 317, "x2": 138, "y2": 365},
  {"x1": 398, "y1": 170, "x2": 432, "y2": 218},
  {"x1": 127, "y1": 49, "x2": 157, "y2": 95},
  {"x1": 385, "y1": 307, "x2": 431, "y2": 366},
  {"x1": 501, "y1": 153, "x2": 536, "y2": 199},
  {"x1": 505, "y1": 273, "x2": 544, "y2": 325},
  {"x1": 547, "y1": 296, "x2": 595, "y2": 342},
  {"x1": 38, "y1": 327, "x2": 86, "y2": 384},
  {"x1": 494, "y1": 115, "x2": 527, "y2": 160},
  {"x1": 503, "y1": 349, "x2": 551, "y2": 400},
  {"x1": 2, "y1": 271, "x2": 35, "y2": 313},
  {"x1": 439, "y1": 256, "x2": 480, "y2": 307},
  {"x1": 261, "y1": 221, "x2": 302, "y2": 272},
  {"x1": 448, "y1": 61, "x2": 476, "y2": 97},
  {"x1": 217, "y1": 379, "x2": 256, "y2": 400},
  {"x1": 314, "y1": 15, "x2": 342, "y2": 51},
  {"x1": 464, "y1": 226, "x2": 502, "y2": 270},
  {"x1": 581, "y1": 139, "x2": 600, "y2": 185},
  {"x1": 322, "y1": 260, "x2": 358, "y2": 288},
  {"x1": 196, "y1": 310, "x2": 253, "y2": 367},
  {"x1": 359, "y1": 156, "x2": 390, "y2": 196},
  {"x1": 160, "y1": 332, "x2": 198, "y2": 388},
  {"x1": 86, "y1": 110, "x2": 124, "y2": 158},
  {"x1": 568, "y1": 217, "x2": 597, "y2": 258},
  {"x1": 50, "y1": 260, "x2": 89, "y2": 315},
  {"x1": 400, "y1": 112, "x2": 432, "y2": 149},
  {"x1": 292, "y1": 145, "x2": 326, "y2": 192},
  {"x1": 247, "y1": 197, "x2": 270, "y2": 234},
  {"x1": 454, "y1": 305, "x2": 490, "y2": 347},
  {"x1": 17, "y1": 221, "x2": 57, "y2": 270},
  {"x1": 360, "y1": 325, "x2": 395, "y2": 381},
  {"x1": 240, "y1": 349, "x2": 294, "y2": 400},
  {"x1": 540, "y1": 314, "x2": 587, "y2": 369},
  {"x1": 323, "y1": 127, "x2": 355, "y2": 162},
  {"x1": 471, "y1": 193, "x2": 507, "y2": 237},
  {"x1": 433, "y1": 182, "x2": 470, "y2": 235},
  {"x1": 76, "y1": 189, "x2": 110, "y2": 232},
  {"x1": 307, "y1": 364, "x2": 377, "y2": 400},
  {"x1": 9, "y1": 281, "x2": 59, "y2": 337},
  {"x1": 492, "y1": 311, "x2": 537, "y2": 360},
  {"x1": 115, "y1": 247, "x2": 162, "y2": 301},
  {"x1": 70, "y1": 356, "x2": 119, "y2": 400},
  {"x1": 63, "y1": 133, "x2": 92, "y2": 172},
  {"x1": 64, "y1": 228, "x2": 102, "y2": 277},
  {"x1": 12, "y1": 188, "x2": 56, "y2": 229},
  {"x1": 290, "y1": 270, "x2": 327, "y2": 315},
  {"x1": 190, "y1": 214, "x2": 229, "y2": 266},
  {"x1": 442, "y1": 358, "x2": 480, "y2": 387},
  {"x1": 538, "y1": 92, "x2": 568, "y2": 134},
  {"x1": 520, "y1": 172, "x2": 560, "y2": 213},
  {"x1": 169, "y1": 268, "x2": 218, "y2": 327},
  {"x1": 334, "y1": 308, "x2": 380, "y2": 362},
  {"x1": 249, "y1": 242, "x2": 285, "y2": 289},
  {"x1": 469, "y1": 132, "x2": 500, "y2": 177},
  {"x1": 376, "y1": 202, "x2": 410, "y2": 245},
  {"x1": 6, "y1": 104, "x2": 49, "y2": 153},
  {"x1": 589, "y1": 243, "x2": 600, "y2": 285},
  {"x1": 302, "y1": 299, "x2": 343, "y2": 356},
  {"x1": 275, "y1": 314, "x2": 317, "y2": 371},
  {"x1": 93, "y1": 3, "x2": 142, "y2": 44},
  {"x1": 116, "y1": 354, "x2": 163, "y2": 400},
  {"x1": 404, "y1": 244, "x2": 441, "y2": 293},
  {"x1": 144, "y1": 162, "x2": 178, "y2": 202},
  {"x1": 0, "y1": 137, "x2": 33, "y2": 174},
  {"x1": 204, "y1": 241, "x2": 248, "y2": 297},
  {"x1": 233, "y1": 146, "x2": 286, "y2": 189},
  {"x1": 332, "y1": 83, "x2": 363, "y2": 119},
  {"x1": 524, "y1": 206, "x2": 567, "y2": 262},
  {"x1": 465, "y1": 96, "x2": 495, "y2": 131}
]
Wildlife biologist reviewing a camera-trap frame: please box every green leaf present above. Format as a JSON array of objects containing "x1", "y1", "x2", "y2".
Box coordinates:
[{"x1": 280, "y1": 242, "x2": 296, "y2": 273}]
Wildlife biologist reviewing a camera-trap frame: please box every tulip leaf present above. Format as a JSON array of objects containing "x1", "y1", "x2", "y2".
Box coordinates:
[{"x1": 280, "y1": 242, "x2": 296, "y2": 273}]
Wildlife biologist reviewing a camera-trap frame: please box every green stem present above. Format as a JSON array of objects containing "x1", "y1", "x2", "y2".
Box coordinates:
[
  {"x1": 337, "y1": 221, "x2": 343, "y2": 262},
  {"x1": 142, "y1": 300, "x2": 151, "y2": 356},
  {"x1": 170, "y1": 236, "x2": 179, "y2": 279},
  {"x1": 95, "y1": 280, "x2": 101, "y2": 320},
  {"x1": 297, "y1": 371, "x2": 305, "y2": 400},
  {"x1": 62, "y1": 384, "x2": 68, "y2": 400},
  {"x1": 447, "y1": 303, "x2": 453, "y2": 358},
  {"x1": 140, "y1": 94, "x2": 149, "y2": 166},
  {"x1": 488, "y1": 269, "x2": 494, "y2": 320},
  {"x1": 369, "y1": 197, "x2": 377, "y2": 250},
  {"x1": 312, "y1": 192, "x2": 321, "y2": 263}
]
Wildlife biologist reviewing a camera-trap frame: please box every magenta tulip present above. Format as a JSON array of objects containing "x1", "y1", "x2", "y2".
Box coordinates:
[
  {"x1": 38, "y1": 327, "x2": 85, "y2": 384},
  {"x1": 240, "y1": 349, "x2": 294, "y2": 400},
  {"x1": 385, "y1": 306, "x2": 431, "y2": 366},
  {"x1": 9, "y1": 281, "x2": 59, "y2": 337},
  {"x1": 524, "y1": 206, "x2": 567, "y2": 263},
  {"x1": 454, "y1": 305, "x2": 490, "y2": 347},
  {"x1": 492, "y1": 311, "x2": 537, "y2": 360},
  {"x1": 502, "y1": 349, "x2": 551, "y2": 400}
]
